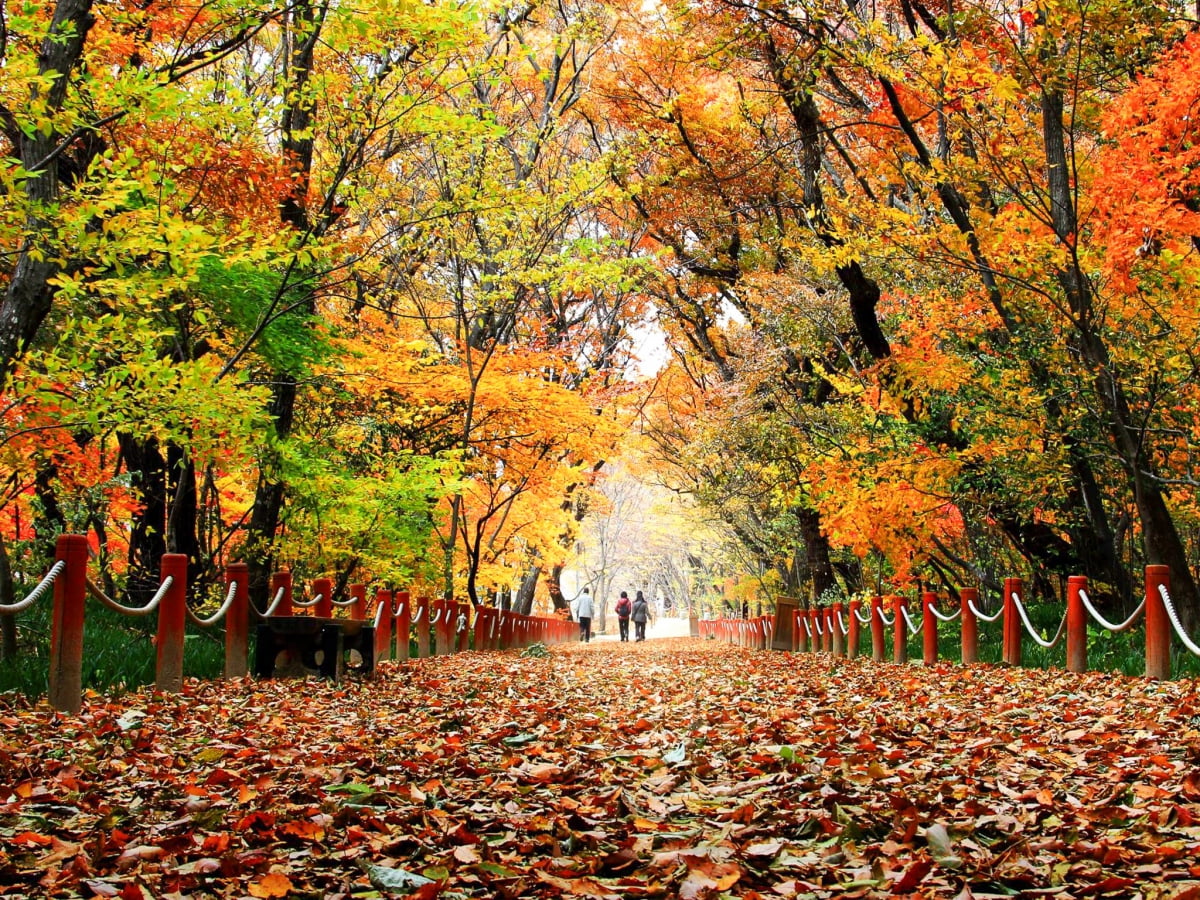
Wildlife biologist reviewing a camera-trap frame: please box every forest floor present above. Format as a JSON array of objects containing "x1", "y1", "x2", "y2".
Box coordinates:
[{"x1": 3, "y1": 639, "x2": 1200, "y2": 899}]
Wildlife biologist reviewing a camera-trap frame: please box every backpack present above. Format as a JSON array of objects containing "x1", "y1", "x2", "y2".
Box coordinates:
[{"x1": 615, "y1": 597, "x2": 631, "y2": 616}]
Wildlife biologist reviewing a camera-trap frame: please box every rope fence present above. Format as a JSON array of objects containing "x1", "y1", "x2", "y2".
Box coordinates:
[
  {"x1": 1079, "y1": 588, "x2": 1143, "y2": 632},
  {"x1": 5, "y1": 534, "x2": 578, "y2": 714},
  {"x1": 188, "y1": 580, "x2": 240, "y2": 628},
  {"x1": 699, "y1": 566, "x2": 1200, "y2": 682},
  {"x1": 1159, "y1": 584, "x2": 1200, "y2": 657},
  {"x1": 0, "y1": 560, "x2": 65, "y2": 614}
]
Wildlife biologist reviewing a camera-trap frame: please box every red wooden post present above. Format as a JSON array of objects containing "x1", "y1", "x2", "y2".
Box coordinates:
[
  {"x1": 313, "y1": 577, "x2": 333, "y2": 620},
  {"x1": 431, "y1": 599, "x2": 446, "y2": 655},
  {"x1": 870, "y1": 595, "x2": 885, "y2": 661},
  {"x1": 487, "y1": 608, "x2": 500, "y2": 650},
  {"x1": 793, "y1": 609, "x2": 805, "y2": 651},
  {"x1": 847, "y1": 599, "x2": 861, "y2": 659},
  {"x1": 394, "y1": 590, "x2": 411, "y2": 661},
  {"x1": 960, "y1": 587, "x2": 979, "y2": 664},
  {"x1": 1066, "y1": 576, "x2": 1087, "y2": 673},
  {"x1": 270, "y1": 570, "x2": 293, "y2": 617},
  {"x1": 832, "y1": 603, "x2": 845, "y2": 657},
  {"x1": 1003, "y1": 577, "x2": 1023, "y2": 666},
  {"x1": 224, "y1": 562, "x2": 249, "y2": 678},
  {"x1": 474, "y1": 607, "x2": 489, "y2": 650},
  {"x1": 48, "y1": 534, "x2": 89, "y2": 714},
  {"x1": 350, "y1": 583, "x2": 367, "y2": 620},
  {"x1": 376, "y1": 589, "x2": 393, "y2": 662},
  {"x1": 156, "y1": 554, "x2": 189, "y2": 693},
  {"x1": 1001, "y1": 577, "x2": 1014, "y2": 664},
  {"x1": 416, "y1": 597, "x2": 431, "y2": 657},
  {"x1": 921, "y1": 591, "x2": 937, "y2": 666},
  {"x1": 892, "y1": 595, "x2": 908, "y2": 664},
  {"x1": 821, "y1": 609, "x2": 833, "y2": 653},
  {"x1": 1145, "y1": 565, "x2": 1171, "y2": 680}
]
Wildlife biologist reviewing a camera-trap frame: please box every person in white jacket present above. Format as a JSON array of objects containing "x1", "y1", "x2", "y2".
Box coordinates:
[{"x1": 573, "y1": 588, "x2": 594, "y2": 642}]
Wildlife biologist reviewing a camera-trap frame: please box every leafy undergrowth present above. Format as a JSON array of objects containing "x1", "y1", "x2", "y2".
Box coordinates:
[{"x1": 4, "y1": 641, "x2": 1200, "y2": 899}]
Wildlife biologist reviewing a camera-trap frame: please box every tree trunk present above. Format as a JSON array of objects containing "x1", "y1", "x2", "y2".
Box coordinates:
[
  {"x1": 0, "y1": 535, "x2": 15, "y2": 660},
  {"x1": 1041, "y1": 84, "x2": 1200, "y2": 629},
  {"x1": 514, "y1": 566, "x2": 539, "y2": 615},
  {"x1": 119, "y1": 434, "x2": 168, "y2": 588},
  {"x1": 798, "y1": 507, "x2": 835, "y2": 601},
  {"x1": 0, "y1": 0, "x2": 96, "y2": 377},
  {"x1": 244, "y1": 0, "x2": 323, "y2": 605},
  {"x1": 246, "y1": 377, "x2": 296, "y2": 605},
  {"x1": 546, "y1": 564, "x2": 568, "y2": 613},
  {"x1": 166, "y1": 445, "x2": 199, "y2": 568}
]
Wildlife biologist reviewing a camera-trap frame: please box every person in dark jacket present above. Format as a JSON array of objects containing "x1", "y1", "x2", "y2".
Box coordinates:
[
  {"x1": 631, "y1": 590, "x2": 650, "y2": 642},
  {"x1": 614, "y1": 590, "x2": 632, "y2": 641}
]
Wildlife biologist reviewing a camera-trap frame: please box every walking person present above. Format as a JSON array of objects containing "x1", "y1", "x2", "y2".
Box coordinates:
[
  {"x1": 614, "y1": 591, "x2": 632, "y2": 641},
  {"x1": 573, "y1": 587, "x2": 594, "y2": 642},
  {"x1": 632, "y1": 590, "x2": 650, "y2": 642}
]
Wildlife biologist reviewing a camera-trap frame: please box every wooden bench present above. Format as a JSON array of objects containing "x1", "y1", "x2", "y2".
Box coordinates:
[{"x1": 252, "y1": 616, "x2": 375, "y2": 679}]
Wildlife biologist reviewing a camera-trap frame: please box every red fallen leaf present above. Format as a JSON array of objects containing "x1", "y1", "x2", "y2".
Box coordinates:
[
  {"x1": 237, "y1": 849, "x2": 274, "y2": 867},
  {"x1": 447, "y1": 822, "x2": 482, "y2": 844},
  {"x1": 279, "y1": 819, "x2": 325, "y2": 842},
  {"x1": 411, "y1": 881, "x2": 444, "y2": 899},
  {"x1": 893, "y1": 856, "x2": 934, "y2": 891},
  {"x1": 1183, "y1": 773, "x2": 1200, "y2": 799},
  {"x1": 235, "y1": 810, "x2": 277, "y2": 832},
  {"x1": 12, "y1": 830, "x2": 53, "y2": 846},
  {"x1": 201, "y1": 833, "x2": 231, "y2": 853},
  {"x1": 118, "y1": 885, "x2": 151, "y2": 900},
  {"x1": 535, "y1": 869, "x2": 622, "y2": 898}
]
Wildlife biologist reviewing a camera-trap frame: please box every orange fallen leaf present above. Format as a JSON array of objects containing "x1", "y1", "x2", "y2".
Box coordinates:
[{"x1": 248, "y1": 871, "x2": 293, "y2": 898}]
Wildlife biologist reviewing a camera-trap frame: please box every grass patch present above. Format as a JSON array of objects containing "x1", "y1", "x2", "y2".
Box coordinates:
[{"x1": 1, "y1": 599, "x2": 229, "y2": 700}]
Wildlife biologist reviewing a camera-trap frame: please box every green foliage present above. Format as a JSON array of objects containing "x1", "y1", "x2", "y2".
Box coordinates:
[
  {"x1": 278, "y1": 440, "x2": 459, "y2": 584},
  {"x1": 13, "y1": 313, "x2": 272, "y2": 466},
  {"x1": 194, "y1": 257, "x2": 329, "y2": 377}
]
